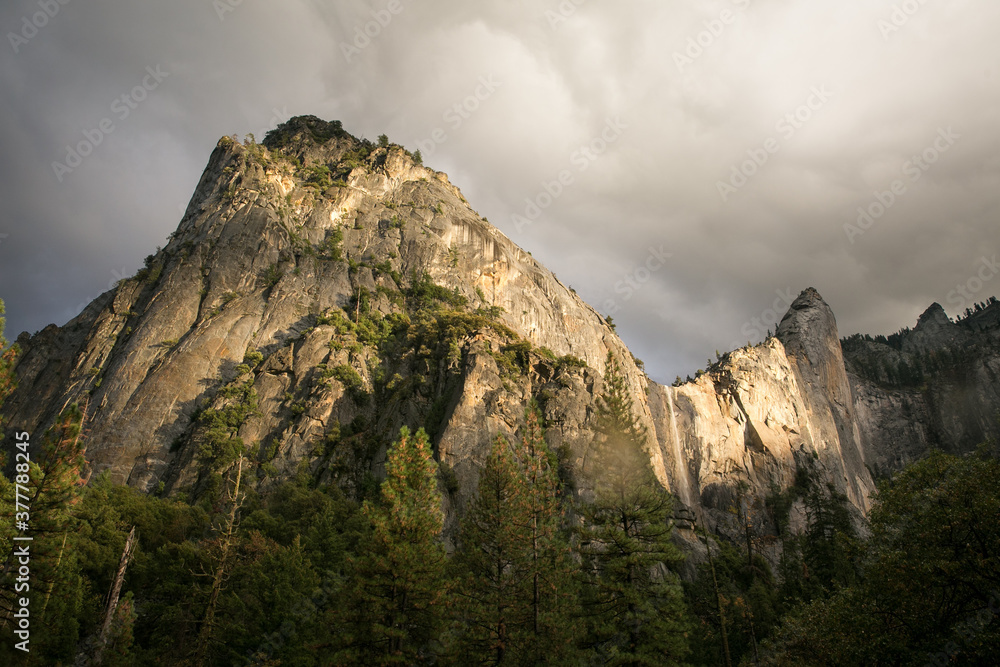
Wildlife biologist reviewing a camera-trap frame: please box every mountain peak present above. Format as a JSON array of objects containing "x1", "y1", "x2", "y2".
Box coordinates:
[
  {"x1": 261, "y1": 115, "x2": 352, "y2": 150},
  {"x1": 776, "y1": 287, "x2": 838, "y2": 353},
  {"x1": 3, "y1": 116, "x2": 634, "y2": 489},
  {"x1": 787, "y1": 286, "x2": 825, "y2": 310},
  {"x1": 904, "y1": 301, "x2": 968, "y2": 353},
  {"x1": 916, "y1": 302, "x2": 950, "y2": 328}
]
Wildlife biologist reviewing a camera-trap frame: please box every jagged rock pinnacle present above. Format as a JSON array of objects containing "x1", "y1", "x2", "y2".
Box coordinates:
[
  {"x1": 916, "y1": 302, "x2": 950, "y2": 328},
  {"x1": 776, "y1": 287, "x2": 839, "y2": 360},
  {"x1": 905, "y1": 301, "x2": 969, "y2": 353}
]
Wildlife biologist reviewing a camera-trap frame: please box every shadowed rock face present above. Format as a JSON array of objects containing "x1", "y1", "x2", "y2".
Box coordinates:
[
  {"x1": 844, "y1": 298, "x2": 1000, "y2": 476},
  {"x1": 3, "y1": 117, "x2": 999, "y2": 542}
]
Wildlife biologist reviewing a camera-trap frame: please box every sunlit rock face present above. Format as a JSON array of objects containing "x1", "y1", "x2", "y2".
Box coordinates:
[
  {"x1": 5, "y1": 117, "x2": 999, "y2": 545},
  {"x1": 648, "y1": 289, "x2": 876, "y2": 533}
]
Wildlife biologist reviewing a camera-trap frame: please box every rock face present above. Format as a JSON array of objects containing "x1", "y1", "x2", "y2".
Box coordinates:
[
  {"x1": 646, "y1": 289, "x2": 877, "y2": 535},
  {"x1": 843, "y1": 300, "x2": 1000, "y2": 476},
  {"x1": 3, "y1": 116, "x2": 999, "y2": 543},
  {"x1": 3, "y1": 117, "x2": 638, "y2": 503}
]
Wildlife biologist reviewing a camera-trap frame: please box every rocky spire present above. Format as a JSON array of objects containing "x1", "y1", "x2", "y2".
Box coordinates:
[
  {"x1": 777, "y1": 288, "x2": 874, "y2": 512},
  {"x1": 776, "y1": 287, "x2": 841, "y2": 364},
  {"x1": 904, "y1": 302, "x2": 970, "y2": 353}
]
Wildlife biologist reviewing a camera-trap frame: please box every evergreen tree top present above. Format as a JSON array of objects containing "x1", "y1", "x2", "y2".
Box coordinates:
[
  {"x1": 594, "y1": 351, "x2": 648, "y2": 446},
  {"x1": 365, "y1": 426, "x2": 444, "y2": 541}
]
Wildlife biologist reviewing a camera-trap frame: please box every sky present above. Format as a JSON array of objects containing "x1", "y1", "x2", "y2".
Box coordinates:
[{"x1": 0, "y1": 0, "x2": 997, "y2": 385}]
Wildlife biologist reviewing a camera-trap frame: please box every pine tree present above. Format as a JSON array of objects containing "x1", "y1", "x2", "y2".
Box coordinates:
[
  {"x1": 0, "y1": 301, "x2": 16, "y2": 594},
  {"x1": 685, "y1": 535, "x2": 787, "y2": 666},
  {"x1": 0, "y1": 299, "x2": 14, "y2": 420},
  {"x1": 337, "y1": 426, "x2": 448, "y2": 664},
  {"x1": 801, "y1": 482, "x2": 858, "y2": 594},
  {"x1": 514, "y1": 407, "x2": 579, "y2": 664},
  {"x1": 0, "y1": 299, "x2": 13, "y2": 633},
  {"x1": 0, "y1": 403, "x2": 88, "y2": 662},
  {"x1": 592, "y1": 352, "x2": 647, "y2": 450},
  {"x1": 451, "y1": 435, "x2": 532, "y2": 664},
  {"x1": 579, "y1": 353, "x2": 689, "y2": 665},
  {"x1": 451, "y1": 409, "x2": 579, "y2": 665}
]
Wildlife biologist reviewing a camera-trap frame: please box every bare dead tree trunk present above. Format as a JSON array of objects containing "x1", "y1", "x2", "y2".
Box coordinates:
[
  {"x1": 41, "y1": 531, "x2": 69, "y2": 620},
  {"x1": 194, "y1": 457, "x2": 244, "y2": 666},
  {"x1": 703, "y1": 531, "x2": 732, "y2": 667},
  {"x1": 82, "y1": 525, "x2": 137, "y2": 667}
]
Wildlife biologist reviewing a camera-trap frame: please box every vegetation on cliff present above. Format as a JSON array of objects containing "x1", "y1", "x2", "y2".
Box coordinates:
[{"x1": 0, "y1": 341, "x2": 997, "y2": 664}]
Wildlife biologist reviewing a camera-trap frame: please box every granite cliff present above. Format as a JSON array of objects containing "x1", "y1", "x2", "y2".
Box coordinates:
[{"x1": 3, "y1": 116, "x2": 998, "y2": 547}]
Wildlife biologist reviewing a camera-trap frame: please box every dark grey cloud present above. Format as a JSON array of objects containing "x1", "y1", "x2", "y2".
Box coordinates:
[{"x1": 1, "y1": 0, "x2": 998, "y2": 384}]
